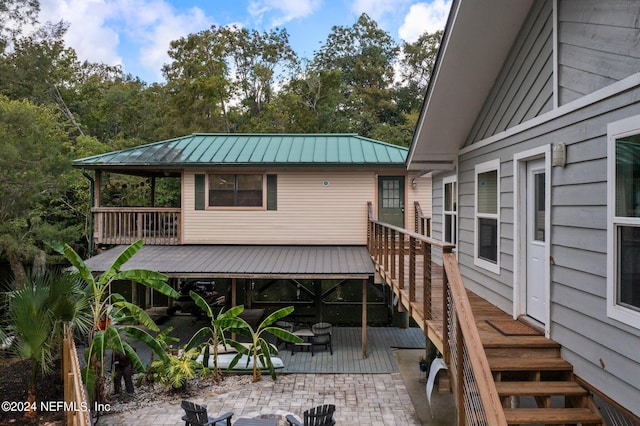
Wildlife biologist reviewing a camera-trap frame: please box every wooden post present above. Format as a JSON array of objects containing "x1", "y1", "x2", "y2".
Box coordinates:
[
  {"x1": 399, "y1": 233, "x2": 405, "y2": 290},
  {"x1": 231, "y1": 278, "x2": 237, "y2": 340},
  {"x1": 314, "y1": 280, "x2": 322, "y2": 323},
  {"x1": 409, "y1": 236, "x2": 416, "y2": 302},
  {"x1": 151, "y1": 176, "x2": 156, "y2": 207},
  {"x1": 455, "y1": 317, "x2": 465, "y2": 426},
  {"x1": 362, "y1": 278, "x2": 367, "y2": 358},
  {"x1": 94, "y1": 171, "x2": 101, "y2": 208}
]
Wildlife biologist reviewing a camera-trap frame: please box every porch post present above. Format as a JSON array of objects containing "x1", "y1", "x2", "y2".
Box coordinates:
[
  {"x1": 150, "y1": 176, "x2": 156, "y2": 207},
  {"x1": 362, "y1": 278, "x2": 367, "y2": 358},
  {"x1": 94, "y1": 170, "x2": 101, "y2": 208},
  {"x1": 231, "y1": 278, "x2": 237, "y2": 340},
  {"x1": 314, "y1": 280, "x2": 322, "y2": 323}
]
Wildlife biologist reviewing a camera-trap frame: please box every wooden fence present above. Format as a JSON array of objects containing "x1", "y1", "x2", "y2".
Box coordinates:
[{"x1": 63, "y1": 324, "x2": 90, "y2": 426}]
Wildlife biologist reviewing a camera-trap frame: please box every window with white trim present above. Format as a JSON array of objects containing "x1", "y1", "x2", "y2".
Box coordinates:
[
  {"x1": 475, "y1": 159, "x2": 500, "y2": 273},
  {"x1": 209, "y1": 174, "x2": 263, "y2": 207},
  {"x1": 608, "y1": 115, "x2": 640, "y2": 328},
  {"x1": 442, "y1": 176, "x2": 457, "y2": 245}
]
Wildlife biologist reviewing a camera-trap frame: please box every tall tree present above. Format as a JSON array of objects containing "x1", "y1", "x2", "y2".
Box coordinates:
[
  {"x1": 312, "y1": 13, "x2": 399, "y2": 136},
  {"x1": 162, "y1": 28, "x2": 231, "y2": 134},
  {"x1": 0, "y1": 96, "x2": 72, "y2": 286},
  {"x1": 0, "y1": 0, "x2": 39, "y2": 52},
  {"x1": 221, "y1": 26, "x2": 297, "y2": 117},
  {"x1": 162, "y1": 25, "x2": 297, "y2": 134},
  {"x1": 395, "y1": 30, "x2": 442, "y2": 113}
]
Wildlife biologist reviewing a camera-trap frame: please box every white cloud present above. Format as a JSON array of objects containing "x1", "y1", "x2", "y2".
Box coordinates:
[
  {"x1": 351, "y1": 0, "x2": 408, "y2": 22},
  {"x1": 398, "y1": 0, "x2": 451, "y2": 42},
  {"x1": 38, "y1": 0, "x2": 211, "y2": 82},
  {"x1": 39, "y1": 0, "x2": 123, "y2": 67},
  {"x1": 248, "y1": 0, "x2": 321, "y2": 27}
]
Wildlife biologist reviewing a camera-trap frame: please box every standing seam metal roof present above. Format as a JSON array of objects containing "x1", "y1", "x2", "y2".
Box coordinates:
[{"x1": 73, "y1": 133, "x2": 408, "y2": 167}]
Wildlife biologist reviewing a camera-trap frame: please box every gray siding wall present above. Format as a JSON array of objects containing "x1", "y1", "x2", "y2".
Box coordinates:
[
  {"x1": 429, "y1": 172, "x2": 455, "y2": 265},
  {"x1": 456, "y1": 85, "x2": 640, "y2": 416},
  {"x1": 558, "y1": 0, "x2": 640, "y2": 105},
  {"x1": 465, "y1": 0, "x2": 554, "y2": 147}
]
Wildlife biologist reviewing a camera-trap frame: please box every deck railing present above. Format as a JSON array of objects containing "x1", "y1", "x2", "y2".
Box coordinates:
[
  {"x1": 93, "y1": 207, "x2": 181, "y2": 245},
  {"x1": 442, "y1": 252, "x2": 507, "y2": 425},
  {"x1": 63, "y1": 323, "x2": 90, "y2": 426},
  {"x1": 415, "y1": 201, "x2": 431, "y2": 237},
  {"x1": 367, "y1": 202, "x2": 506, "y2": 425}
]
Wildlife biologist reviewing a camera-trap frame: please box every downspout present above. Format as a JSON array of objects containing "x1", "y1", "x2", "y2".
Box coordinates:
[{"x1": 81, "y1": 170, "x2": 95, "y2": 256}]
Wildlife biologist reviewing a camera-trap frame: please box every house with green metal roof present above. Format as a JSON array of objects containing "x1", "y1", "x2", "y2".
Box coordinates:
[{"x1": 73, "y1": 133, "x2": 432, "y2": 331}]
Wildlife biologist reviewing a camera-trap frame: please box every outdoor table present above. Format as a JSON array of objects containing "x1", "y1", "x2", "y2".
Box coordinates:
[
  {"x1": 234, "y1": 418, "x2": 277, "y2": 426},
  {"x1": 291, "y1": 329, "x2": 314, "y2": 354}
]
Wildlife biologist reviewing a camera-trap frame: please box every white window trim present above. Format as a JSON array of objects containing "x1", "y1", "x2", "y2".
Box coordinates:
[
  {"x1": 442, "y1": 175, "x2": 458, "y2": 246},
  {"x1": 607, "y1": 114, "x2": 640, "y2": 329},
  {"x1": 474, "y1": 159, "x2": 501, "y2": 274},
  {"x1": 513, "y1": 146, "x2": 551, "y2": 336}
]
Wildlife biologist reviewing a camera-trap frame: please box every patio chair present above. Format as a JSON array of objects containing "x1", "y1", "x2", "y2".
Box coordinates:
[
  {"x1": 180, "y1": 400, "x2": 233, "y2": 426},
  {"x1": 275, "y1": 320, "x2": 295, "y2": 348},
  {"x1": 311, "y1": 322, "x2": 333, "y2": 356},
  {"x1": 286, "y1": 404, "x2": 336, "y2": 426}
]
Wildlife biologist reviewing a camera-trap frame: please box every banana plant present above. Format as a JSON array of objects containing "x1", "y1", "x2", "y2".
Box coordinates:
[
  {"x1": 184, "y1": 291, "x2": 246, "y2": 383},
  {"x1": 50, "y1": 239, "x2": 179, "y2": 402},
  {"x1": 227, "y1": 306, "x2": 302, "y2": 382}
]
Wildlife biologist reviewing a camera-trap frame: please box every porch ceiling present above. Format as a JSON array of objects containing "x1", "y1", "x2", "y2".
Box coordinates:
[
  {"x1": 82, "y1": 245, "x2": 375, "y2": 279},
  {"x1": 407, "y1": 0, "x2": 534, "y2": 171}
]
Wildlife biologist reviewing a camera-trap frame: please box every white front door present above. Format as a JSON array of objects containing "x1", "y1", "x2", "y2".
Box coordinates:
[{"x1": 526, "y1": 159, "x2": 546, "y2": 323}]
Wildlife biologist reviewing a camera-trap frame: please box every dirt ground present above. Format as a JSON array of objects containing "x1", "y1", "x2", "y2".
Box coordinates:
[{"x1": 0, "y1": 357, "x2": 64, "y2": 425}]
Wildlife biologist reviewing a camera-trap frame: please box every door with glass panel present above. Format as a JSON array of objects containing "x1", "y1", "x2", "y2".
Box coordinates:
[
  {"x1": 378, "y1": 176, "x2": 405, "y2": 228},
  {"x1": 526, "y1": 159, "x2": 546, "y2": 323}
]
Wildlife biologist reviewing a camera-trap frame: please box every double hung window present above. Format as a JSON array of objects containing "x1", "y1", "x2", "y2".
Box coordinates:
[
  {"x1": 475, "y1": 160, "x2": 500, "y2": 273},
  {"x1": 608, "y1": 115, "x2": 640, "y2": 327},
  {"x1": 443, "y1": 176, "x2": 457, "y2": 245}
]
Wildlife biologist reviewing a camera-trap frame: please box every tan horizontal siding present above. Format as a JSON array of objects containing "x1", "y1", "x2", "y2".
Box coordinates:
[
  {"x1": 183, "y1": 170, "x2": 378, "y2": 245},
  {"x1": 407, "y1": 173, "x2": 432, "y2": 228}
]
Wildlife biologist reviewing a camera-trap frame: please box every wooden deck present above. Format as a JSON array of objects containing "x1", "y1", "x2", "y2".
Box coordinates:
[
  {"x1": 375, "y1": 253, "x2": 518, "y2": 356},
  {"x1": 128, "y1": 315, "x2": 427, "y2": 374},
  {"x1": 369, "y1": 222, "x2": 604, "y2": 424}
]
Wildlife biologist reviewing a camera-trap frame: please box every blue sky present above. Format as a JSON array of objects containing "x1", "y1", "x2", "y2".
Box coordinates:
[{"x1": 39, "y1": 0, "x2": 451, "y2": 84}]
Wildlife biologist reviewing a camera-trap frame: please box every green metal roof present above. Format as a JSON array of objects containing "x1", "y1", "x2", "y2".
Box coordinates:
[{"x1": 73, "y1": 134, "x2": 408, "y2": 169}]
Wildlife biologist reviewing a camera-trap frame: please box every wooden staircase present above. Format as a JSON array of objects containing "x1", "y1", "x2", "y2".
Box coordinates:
[{"x1": 479, "y1": 321, "x2": 603, "y2": 425}]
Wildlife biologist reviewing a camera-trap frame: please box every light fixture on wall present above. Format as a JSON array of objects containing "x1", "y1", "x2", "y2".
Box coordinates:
[
  {"x1": 552, "y1": 143, "x2": 567, "y2": 167},
  {"x1": 411, "y1": 178, "x2": 417, "y2": 189}
]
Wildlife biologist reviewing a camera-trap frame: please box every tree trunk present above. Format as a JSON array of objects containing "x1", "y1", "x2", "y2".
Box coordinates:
[
  {"x1": 8, "y1": 253, "x2": 28, "y2": 289},
  {"x1": 26, "y1": 363, "x2": 38, "y2": 418}
]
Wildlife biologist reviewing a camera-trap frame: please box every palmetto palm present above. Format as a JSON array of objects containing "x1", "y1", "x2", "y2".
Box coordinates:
[{"x1": 4, "y1": 270, "x2": 91, "y2": 418}]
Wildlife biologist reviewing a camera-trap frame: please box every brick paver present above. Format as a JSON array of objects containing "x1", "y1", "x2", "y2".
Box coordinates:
[{"x1": 100, "y1": 373, "x2": 421, "y2": 425}]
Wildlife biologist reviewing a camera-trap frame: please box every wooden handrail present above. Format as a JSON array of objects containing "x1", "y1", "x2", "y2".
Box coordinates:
[
  {"x1": 367, "y1": 201, "x2": 506, "y2": 424},
  {"x1": 443, "y1": 252, "x2": 507, "y2": 425},
  {"x1": 92, "y1": 207, "x2": 181, "y2": 245},
  {"x1": 414, "y1": 202, "x2": 431, "y2": 237},
  {"x1": 63, "y1": 323, "x2": 90, "y2": 426},
  {"x1": 92, "y1": 207, "x2": 181, "y2": 212}
]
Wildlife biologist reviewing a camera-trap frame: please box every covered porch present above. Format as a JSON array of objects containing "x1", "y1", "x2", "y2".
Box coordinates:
[{"x1": 83, "y1": 244, "x2": 387, "y2": 357}]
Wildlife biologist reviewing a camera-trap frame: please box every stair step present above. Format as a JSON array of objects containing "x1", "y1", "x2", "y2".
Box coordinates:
[
  {"x1": 503, "y1": 408, "x2": 602, "y2": 425},
  {"x1": 488, "y1": 357, "x2": 573, "y2": 372},
  {"x1": 495, "y1": 381, "x2": 588, "y2": 397}
]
